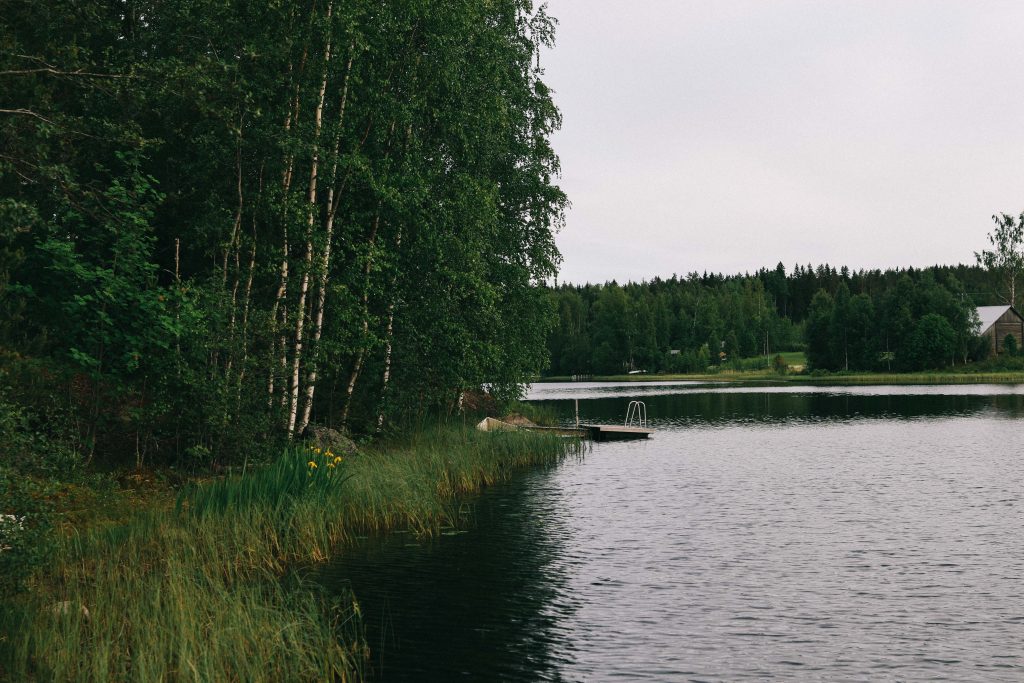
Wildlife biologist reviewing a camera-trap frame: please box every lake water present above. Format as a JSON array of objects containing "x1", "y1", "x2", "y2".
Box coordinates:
[{"x1": 324, "y1": 383, "x2": 1024, "y2": 681}]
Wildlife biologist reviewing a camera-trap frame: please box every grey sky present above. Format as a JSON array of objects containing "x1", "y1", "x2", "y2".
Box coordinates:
[{"x1": 541, "y1": 0, "x2": 1024, "y2": 284}]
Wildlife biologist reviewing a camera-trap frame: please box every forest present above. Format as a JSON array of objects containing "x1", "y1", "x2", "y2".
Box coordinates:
[
  {"x1": 1, "y1": 0, "x2": 564, "y2": 470},
  {"x1": 1, "y1": 4, "x2": 578, "y2": 676},
  {"x1": 5, "y1": 3, "x2": 1024, "y2": 679},
  {"x1": 545, "y1": 262, "x2": 1003, "y2": 376}
]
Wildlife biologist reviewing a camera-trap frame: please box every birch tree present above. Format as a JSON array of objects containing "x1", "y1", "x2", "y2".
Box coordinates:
[{"x1": 976, "y1": 212, "x2": 1024, "y2": 309}]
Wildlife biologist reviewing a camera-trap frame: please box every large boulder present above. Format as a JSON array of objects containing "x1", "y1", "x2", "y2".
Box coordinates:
[{"x1": 302, "y1": 424, "x2": 358, "y2": 457}]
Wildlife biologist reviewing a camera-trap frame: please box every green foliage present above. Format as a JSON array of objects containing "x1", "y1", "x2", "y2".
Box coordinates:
[
  {"x1": 547, "y1": 274, "x2": 802, "y2": 376},
  {"x1": 501, "y1": 400, "x2": 559, "y2": 427},
  {"x1": 1003, "y1": 333, "x2": 1019, "y2": 356},
  {"x1": 805, "y1": 290, "x2": 835, "y2": 370},
  {"x1": 177, "y1": 445, "x2": 350, "y2": 518},
  {"x1": 773, "y1": 354, "x2": 789, "y2": 374},
  {"x1": 0, "y1": 468, "x2": 54, "y2": 596},
  {"x1": 905, "y1": 314, "x2": 958, "y2": 370},
  {"x1": 0, "y1": 377, "x2": 83, "y2": 476},
  {"x1": 803, "y1": 270, "x2": 979, "y2": 372},
  {"x1": 975, "y1": 212, "x2": 1024, "y2": 308},
  {"x1": 970, "y1": 334, "x2": 992, "y2": 362},
  {"x1": 0, "y1": 428, "x2": 577, "y2": 679},
  {"x1": 956, "y1": 350, "x2": 1024, "y2": 372},
  {"x1": 546, "y1": 261, "x2": 1011, "y2": 378},
  {"x1": 1, "y1": 0, "x2": 566, "y2": 463},
  {"x1": 28, "y1": 152, "x2": 173, "y2": 381}
]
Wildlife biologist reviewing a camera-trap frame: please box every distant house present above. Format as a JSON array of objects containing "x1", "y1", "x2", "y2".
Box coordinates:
[{"x1": 977, "y1": 305, "x2": 1024, "y2": 354}]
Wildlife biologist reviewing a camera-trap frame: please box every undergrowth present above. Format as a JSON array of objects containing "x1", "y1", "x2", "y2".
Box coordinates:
[{"x1": 0, "y1": 427, "x2": 580, "y2": 682}]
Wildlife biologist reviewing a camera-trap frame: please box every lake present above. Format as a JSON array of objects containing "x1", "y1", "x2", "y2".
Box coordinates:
[{"x1": 324, "y1": 382, "x2": 1024, "y2": 681}]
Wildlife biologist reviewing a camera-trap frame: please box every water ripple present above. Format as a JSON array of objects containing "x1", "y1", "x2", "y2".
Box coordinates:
[{"x1": 324, "y1": 387, "x2": 1024, "y2": 681}]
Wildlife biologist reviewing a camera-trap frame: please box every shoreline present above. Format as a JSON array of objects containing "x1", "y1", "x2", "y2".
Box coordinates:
[
  {"x1": 535, "y1": 371, "x2": 1024, "y2": 386},
  {"x1": 0, "y1": 428, "x2": 579, "y2": 682}
]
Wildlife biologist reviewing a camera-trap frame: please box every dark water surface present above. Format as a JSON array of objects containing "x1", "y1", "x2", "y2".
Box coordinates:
[{"x1": 324, "y1": 383, "x2": 1024, "y2": 681}]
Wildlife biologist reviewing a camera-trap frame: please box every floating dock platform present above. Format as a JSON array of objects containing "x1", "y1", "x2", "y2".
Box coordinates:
[
  {"x1": 477, "y1": 417, "x2": 654, "y2": 441},
  {"x1": 580, "y1": 424, "x2": 654, "y2": 441},
  {"x1": 522, "y1": 424, "x2": 654, "y2": 441}
]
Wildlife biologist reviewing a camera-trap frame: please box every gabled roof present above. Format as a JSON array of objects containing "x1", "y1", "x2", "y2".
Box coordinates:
[{"x1": 976, "y1": 305, "x2": 1020, "y2": 334}]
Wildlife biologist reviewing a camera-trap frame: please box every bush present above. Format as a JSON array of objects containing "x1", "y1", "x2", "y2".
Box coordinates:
[
  {"x1": 0, "y1": 392, "x2": 77, "y2": 594},
  {"x1": 1003, "y1": 334, "x2": 1019, "y2": 356},
  {"x1": 0, "y1": 468, "x2": 54, "y2": 595},
  {"x1": 970, "y1": 335, "x2": 992, "y2": 362},
  {"x1": 0, "y1": 378, "x2": 83, "y2": 478}
]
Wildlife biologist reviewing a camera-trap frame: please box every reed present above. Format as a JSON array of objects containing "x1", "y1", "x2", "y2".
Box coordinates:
[
  {"x1": 0, "y1": 427, "x2": 579, "y2": 682},
  {"x1": 503, "y1": 400, "x2": 560, "y2": 426}
]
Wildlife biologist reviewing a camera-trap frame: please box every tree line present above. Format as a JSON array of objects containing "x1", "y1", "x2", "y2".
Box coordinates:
[
  {"x1": 547, "y1": 275, "x2": 800, "y2": 375},
  {"x1": 0, "y1": 0, "x2": 564, "y2": 467},
  {"x1": 546, "y1": 262, "x2": 1002, "y2": 376}
]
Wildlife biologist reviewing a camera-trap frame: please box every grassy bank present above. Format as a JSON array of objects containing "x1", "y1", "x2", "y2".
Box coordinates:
[{"x1": 0, "y1": 428, "x2": 581, "y2": 682}]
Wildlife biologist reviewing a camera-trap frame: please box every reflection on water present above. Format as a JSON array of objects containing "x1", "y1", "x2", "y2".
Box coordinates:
[
  {"x1": 324, "y1": 384, "x2": 1024, "y2": 681},
  {"x1": 529, "y1": 383, "x2": 1024, "y2": 427},
  {"x1": 321, "y1": 471, "x2": 577, "y2": 681},
  {"x1": 526, "y1": 380, "x2": 1024, "y2": 401}
]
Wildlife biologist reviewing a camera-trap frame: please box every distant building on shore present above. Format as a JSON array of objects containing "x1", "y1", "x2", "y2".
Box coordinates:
[{"x1": 977, "y1": 305, "x2": 1024, "y2": 354}]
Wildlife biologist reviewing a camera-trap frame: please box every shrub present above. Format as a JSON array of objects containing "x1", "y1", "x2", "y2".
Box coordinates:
[
  {"x1": 969, "y1": 335, "x2": 991, "y2": 362},
  {"x1": 1003, "y1": 334, "x2": 1019, "y2": 356},
  {"x1": 0, "y1": 468, "x2": 54, "y2": 595},
  {"x1": 0, "y1": 384, "x2": 83, "y2": 478}
]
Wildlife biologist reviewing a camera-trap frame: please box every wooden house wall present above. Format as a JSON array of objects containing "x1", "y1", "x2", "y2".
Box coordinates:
[{"x1": 985, "y1": 308, "x2": 1024, "y2": 353}]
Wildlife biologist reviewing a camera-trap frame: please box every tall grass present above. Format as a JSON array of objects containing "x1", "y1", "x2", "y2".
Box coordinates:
[
  {"x1": 502, "y1": 400, "x2": 560, "y2": 426},
  {"x1": 0, "y1": 427, "x2": 580, "y2": 681}
]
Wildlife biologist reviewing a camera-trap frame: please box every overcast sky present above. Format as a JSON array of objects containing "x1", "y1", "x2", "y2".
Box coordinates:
[{"x1": 540, "y1": 0, "x2": 1024, "y2": 284}]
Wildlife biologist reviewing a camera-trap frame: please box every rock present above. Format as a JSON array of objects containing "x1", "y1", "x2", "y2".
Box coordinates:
[
  {"x1": 302, "y1": 424, "x2": 358, "y2": 457},
  {"x1": 476, "y1": 417, "x2": 519, "y2": 432},
  {"x1": 501, "y1": 412, "x2": 537, "y2": 427}
]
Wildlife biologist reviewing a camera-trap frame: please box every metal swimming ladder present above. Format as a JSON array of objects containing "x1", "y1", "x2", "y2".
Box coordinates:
[{"x1": 625, "y1": 400, "x2": 647, "y2": 428}]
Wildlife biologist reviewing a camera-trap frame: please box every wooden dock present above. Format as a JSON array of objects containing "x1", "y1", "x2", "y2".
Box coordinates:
[
  {"x1": 521, "y1": 425, "x2": 591, "y2": 438},
  {"x1": 580, "y1": 424, "x2": 654, "y2": 441},
  {"x1": 478, "y1": 417, "x2": 653, "y2": 441},
  {"x1": 527, "y1": 424, "x2": 654, "y2": 441}
]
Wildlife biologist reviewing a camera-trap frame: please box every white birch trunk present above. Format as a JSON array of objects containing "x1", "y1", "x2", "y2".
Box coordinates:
[
  {"x1": 376, "y1": 227, "x2": 402, "y2": 431},
  {"x1": 287, "y1": 1, "x2": 334, "y2": 437},
  {"x1": 375, "y1": 302, "x2": 396, "y2": 432},
  {"x1": 297, "y1": 48, "x2": 355, "y2": 435},
  {"x1": 268, "y1": 35, "x2": 311, "y2": 404},
  {"x1": 339, "y1": 213, "x2": 380, "y2": 427}
]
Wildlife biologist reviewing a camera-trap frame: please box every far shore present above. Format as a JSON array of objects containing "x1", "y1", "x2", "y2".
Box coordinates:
[{"x1": 535, "y1": 370, "x2": 1024, "y2": 385}]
